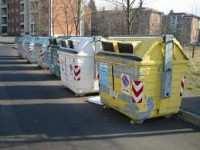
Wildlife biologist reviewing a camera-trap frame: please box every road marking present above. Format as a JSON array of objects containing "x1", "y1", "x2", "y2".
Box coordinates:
[
  {"x1": 0, "y1": 128, "x2": 196, "y2": 142},
  {"x1": 0, "y1": 81, "x2": 61, "y2": 86},
  {"x1": 0, "y1": 99, "x2": 87, "y2": 105}
]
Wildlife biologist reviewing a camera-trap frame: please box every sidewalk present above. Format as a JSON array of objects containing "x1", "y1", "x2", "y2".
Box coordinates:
[{"x1": 179, "y1": 97, "x2": 200, "y2": 128}]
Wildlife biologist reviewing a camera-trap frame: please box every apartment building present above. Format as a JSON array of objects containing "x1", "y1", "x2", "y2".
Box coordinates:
[
  {"x1": 0, "y1": 0, "x2": 8, "y2": 34},
  {"x1": 0, "y1": 0, "x2": 79, "y2": 36},
  {"x1": 29, "y1": 0, "x2": 50, "y2": 35},
  {"x1": 1, "y1": 0, "x2": 29, "y2": 35},
  {"x1": 19, "y1": 0, "x2": 29, "y2": 34},
  {"x1": 86, "y1": 7, "x2": 163, "y2": 36},
  {"x1": 7, "y1": 0, "x2": 20, "y2": 35},
  {"x1": 163, "y1": 11, "x2": 200, "y2": 45},
  {"x1": 132, "y1": 8, "x2": 163, "y2": 35},
  {"x1": 88, "y1": 10, "x2": 127, "y2": 36},
  {"x1": 28, "y1": 0, "x2": 80, "y2": 36}
]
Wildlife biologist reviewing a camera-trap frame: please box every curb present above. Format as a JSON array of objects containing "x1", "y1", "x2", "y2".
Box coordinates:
[
  {"x1": 0, "y1": 43, "x2": 17, "y2": 49},
  {"x1": 178, "y1": 109, "x2": 200, "y2": 128},
  {"x1": 0, "y1": 42, "x2": 15, "y2": 44}
]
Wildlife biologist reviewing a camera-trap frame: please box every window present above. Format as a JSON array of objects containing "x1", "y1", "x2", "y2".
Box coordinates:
[
  {"x1": 20, "y1": 15, "x2": 24, "y2": 22},
  {"x1": 20, "y1": 4, "x2": 24, "y2": 12},
  {"x1": 2, "y1": 26, "x2": 7, "y2": 33}
]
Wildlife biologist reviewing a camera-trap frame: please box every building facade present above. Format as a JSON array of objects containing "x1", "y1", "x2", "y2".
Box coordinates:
[
  {"x1": 29, "y1": 0, "x2": 50, "y2": 35},
  {"x1": 0, "y1": 0, "x2": 8, "y2": 34},
  {"x1": 132, "y1": 8, "x2": 163, "y2": 35},
  {"x1": 28, "y1": 0, "x2": 80, "y2": 36},
  {"x1": 163, "y1": 11, "x2": 200, "y2": 45},
  {"x1": 7, "y1": 0, "x2": 20, "y2": 35},
  {"x1": 0, "y1": 0, "x2": 79, "y2": 36},
  {"x1": 1, "y1": 0, "x2": 199, "y2": 44},
  {"x1": 87, "y1": 7, "x2": 163, "y2": 36},
  {"x1": 20, "y1": 0, "x2": 29, "y2": 34},
  {"x1": 88, "y1": 10, "x2": 127, "y2": 36},
  {"x1": 1, "y1": 0, "x2": 29, "y2": 35}
]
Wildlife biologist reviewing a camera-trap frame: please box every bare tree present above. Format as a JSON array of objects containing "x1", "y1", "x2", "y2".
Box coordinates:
[
  {"x1": 51, "y1": 0, "x2": 59, "y2": 36},
  {"x1": 61, "y1": 0, "x2": 82, "y2": 35},
  {"x1": 75, "y1": 0, "x2": 81, "y2": 35},
  {"x1": 50, "y1": 0, "x2": 82, "y2": 36},
  {"x1": 60, "y1": 0, "x2": 76, "y2": 35},
  {"x1": 104, "y1": 0, "x2": 144, "y2": 34},
  {"x1": 88, "y1": 0, "x2": 97, "y2": 12}
]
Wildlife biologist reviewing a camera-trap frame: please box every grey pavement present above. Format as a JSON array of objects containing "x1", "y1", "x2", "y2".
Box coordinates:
[
  {"x1": 182, "y1": 97, "x2": 200, "y2": 116},
  {"x1": 179, "y1": 97, "x2": 200, "y2": 127},
  {"x1": 0, "y1": 45, "x2": 199, "y2": 150}
]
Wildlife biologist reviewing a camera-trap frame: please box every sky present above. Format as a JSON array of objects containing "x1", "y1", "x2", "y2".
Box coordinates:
[{"x1": 94, "y1": 0, "x2": 200, "y2": 16}]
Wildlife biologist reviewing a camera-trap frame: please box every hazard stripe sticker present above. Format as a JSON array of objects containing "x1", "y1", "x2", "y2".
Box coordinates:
[
  {"x1": 131, "y1": 80, "x2": 144, "y2": 103},
  {"x1": 74, "y1": 65, "x2": 81, "y2": 81}
]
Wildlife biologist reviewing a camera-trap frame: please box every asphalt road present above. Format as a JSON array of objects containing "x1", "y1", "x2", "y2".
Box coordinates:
[
  {"x1": 182, "y1": 97, "x2": 200, "y2": 115},
  {"x1": 0, "y1": 45, "x2": 199, "y2": 150}
]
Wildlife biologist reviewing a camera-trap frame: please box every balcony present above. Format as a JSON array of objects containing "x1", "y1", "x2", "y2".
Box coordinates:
[
  {"x1": 20, "y1": 3, "x2": 24, "y2": 13},
  {"x1": 0, "y1": 23, "x2": 7, "y2": 27},
  {"x1": 0, "y1": 4, "x2": 7, "y2": 8}
]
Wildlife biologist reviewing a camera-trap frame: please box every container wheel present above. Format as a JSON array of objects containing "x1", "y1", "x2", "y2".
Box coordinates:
[
  {"x1": 103, "y1": 105, "x2": 110, "y2": 109},
  {"x1": 130, "y1": 120, "x2": 144, "y2": 125}
]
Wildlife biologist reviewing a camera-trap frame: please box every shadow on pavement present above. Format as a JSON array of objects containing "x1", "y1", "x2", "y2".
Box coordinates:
[
  {"x1": 0, "y1": 61, "x2": 28, "y2": 65},
  {"x1": 0, "y1": 85, "x2": 75, "y2": 100},
  {"x1": 0, "y1": 65, "x2": 41, "y2": 71},
  {"x1": 0, "y1": 73, "x2": 58, "y2": 82},
  {"x1": 0, "y1": 56, "x2": 39, "y2": 71},
  {"x1": 0, "y1": 46, "x2": 199, "y2": 149},
  {"x1": 0, "y1": 103, "x2": 199, "y2": 148},
  {"x1": 0, "y1": 56, "x2": 20, "y2": 59}
]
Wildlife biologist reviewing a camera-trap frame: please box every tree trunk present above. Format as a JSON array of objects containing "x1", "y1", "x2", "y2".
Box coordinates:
[{"x1": 126, "y1": 0, "x2": 130, "y2": 34}]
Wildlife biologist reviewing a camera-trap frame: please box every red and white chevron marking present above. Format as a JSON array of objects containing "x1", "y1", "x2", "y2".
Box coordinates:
[
  {"x1": 131, "y1": 80, "x2": 144, "y2": 103},
  {"x1": 74, "y1": 65, "x2": 81, "y2": 81},
  {"x1": 180, "y1": 77, "x2": 185, "y2": 96}
]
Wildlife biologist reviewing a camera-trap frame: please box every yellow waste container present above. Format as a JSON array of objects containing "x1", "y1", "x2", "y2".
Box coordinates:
[{"x1": 96, "y1": 35, "x2": 189, "y2": 123}]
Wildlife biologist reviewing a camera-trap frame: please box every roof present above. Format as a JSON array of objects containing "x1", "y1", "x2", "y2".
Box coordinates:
[
  {"x1": 94, "y1": 7, "x2": 163, "y2": 15},
  {"x1": 139, "y1": 7, "x2": 164, "y2": 14},
  {"x1": 169, "y1": 11, "x2": 200, "y2": 19}
]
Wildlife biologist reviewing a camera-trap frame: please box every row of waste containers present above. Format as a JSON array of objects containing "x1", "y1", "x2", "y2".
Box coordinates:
[{"x1": 16, "y1": 35, "x2": 189, "y2": 123}]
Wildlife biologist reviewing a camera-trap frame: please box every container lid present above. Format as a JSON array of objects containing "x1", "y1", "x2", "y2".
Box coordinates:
[
  {"x1": 103, "y1": 36, "x2": 189, "y2": 63},
  {"x1": 59, "y1": 36, "x2": 102, "y2": 56}
]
